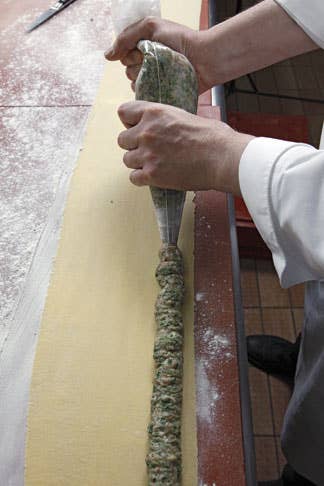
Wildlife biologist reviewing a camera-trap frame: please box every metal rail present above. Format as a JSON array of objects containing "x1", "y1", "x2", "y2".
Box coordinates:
[{"x1": 208, "y1": 1, "x2": 257, "y2": 485}]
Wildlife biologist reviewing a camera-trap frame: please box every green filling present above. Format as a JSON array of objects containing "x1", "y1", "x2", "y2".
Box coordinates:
[
  {"x1": 135, "y1": 40, "x2": 197, "y2": 485},
  {"x1": 146, "y1": 244, "x2": 184, "y2": 485},
  {"x1": 135, "y1": 40, "x2": 198, "y2": 218}
]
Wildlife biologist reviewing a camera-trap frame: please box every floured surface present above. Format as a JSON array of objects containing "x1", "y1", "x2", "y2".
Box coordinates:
[
  {"x1": 25, "y1": 67, "x2": 197, "y2": 486},
  {"x1": 0, "y1": 107, "x2": 88, "y2": 485},
  {"x1": 25, "y1": 0, "x2": 201, "y2": 484},
  {"x1": 0, "y1": 0, "x2": 113, "y2": 105},
  {"x1": 0, "y1": 107, "x2": 89, "y2": 342},
  {"x1": 0, "y1": 2, "x2": 114, "y2": 484}
]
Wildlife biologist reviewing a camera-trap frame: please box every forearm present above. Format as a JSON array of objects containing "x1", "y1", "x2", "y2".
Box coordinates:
[
  {"x1": 198, "y1": 0, "x2": 318, "y2": 87},
  {"x1": 213, "y1": 132, "x2": 254, "y2": 197}
]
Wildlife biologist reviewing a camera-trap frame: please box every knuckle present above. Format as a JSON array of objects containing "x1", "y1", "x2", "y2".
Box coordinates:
[
  {"x1": 121, "y1": 57, "x2": 129, "y2": 67},
  {"x1": 123, "y1": 50, "x2": 142, "y2": 66},
  {"x1": 145, "y1": 150, "x2": 159, "y2": 165},
  {"x1": 133, "y1": 49, "x2": 143, "y2": 64},
  {"x1": 146, "y1": 162, "x2": 158, "y2": 179},
  {"x1": 139, "y1": 129, "x2": 154, "y2": 144},
  {"x1": 165, "y1": 119, "x2": 176, "y2": 132},
  {"x1": 147, "y1": 104, "x2": 163, "y2": 117},
  {"x1": 144, "y1": 16, "x2": 158, "y2": 32}
]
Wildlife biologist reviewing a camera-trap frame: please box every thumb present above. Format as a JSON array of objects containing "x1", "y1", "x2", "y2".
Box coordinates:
[
  {"x1": 129, "y1": 169, "x2": 149, "y2": 186},
  {"x1": 105, "y1": 17, "x2": 159, "y2": 61},
  {"x1": 118, "y1": 100, "x2": 150, "y2": 128}
]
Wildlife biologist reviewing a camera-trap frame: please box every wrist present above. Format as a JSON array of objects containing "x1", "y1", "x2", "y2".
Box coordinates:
[
  {"x1": 188, "y1": 29, "x2": 219, "y2": 92},
  {"x1": 214, "y1": 128, "x2": 255, "y2": 196}
]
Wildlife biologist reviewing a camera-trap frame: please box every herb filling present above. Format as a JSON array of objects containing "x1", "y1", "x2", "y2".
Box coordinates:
[
  {"x1": 146, "y1": 245, "x2": 184, "y2": 485},
  {"x1": 135, "y1": 40, "x2": 197, "y2": 484}
]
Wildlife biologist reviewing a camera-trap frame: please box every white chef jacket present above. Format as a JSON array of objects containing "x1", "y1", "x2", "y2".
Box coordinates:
[{"x1": 239, "y1": 1, "x2": 324, "y2": 483}]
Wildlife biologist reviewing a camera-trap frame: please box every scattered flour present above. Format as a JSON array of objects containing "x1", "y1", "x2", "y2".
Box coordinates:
[
  {"x1": 0, "y1": 4, "x2": 114, "y2": 483},
  {"x1": 0, "y1": 0, "x2": 113, "y2": 105},
  {"x1": 201, "y1": 327, "x2": 232, "y2": 360},
  {"x1": 196, "y1": 327, "x2": 233, "y2": 425},
  {"x1": 0, "y1": 106, "x2": 89, "y2": 349},
  {"x1": 196, "y1": 358, "x2": 221, "y2": 426},
  {"x1": 0, "y1": 1, "x2": 114, "y2": 342}
]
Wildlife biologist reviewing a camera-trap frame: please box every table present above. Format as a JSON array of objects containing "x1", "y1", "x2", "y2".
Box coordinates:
[
  {"x1": 0, "y1": 1, "x2": 255, "y2": 484},
  {"x1": 0, "y1": 2, "x2": 112, "y2": 483}
]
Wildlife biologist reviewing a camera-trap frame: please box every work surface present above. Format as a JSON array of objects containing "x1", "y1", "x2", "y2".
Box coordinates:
[
  {"x1": 0, "y1": 1, "x2": 112, "y2": 483},
  {"x1": 0, "y1": 0, "x2": 252, "y2": 485}
]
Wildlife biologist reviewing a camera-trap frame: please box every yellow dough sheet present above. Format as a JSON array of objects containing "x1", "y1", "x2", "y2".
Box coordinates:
[{"x1": 25, "y1": 1, "x2": 201, "y2": 484}]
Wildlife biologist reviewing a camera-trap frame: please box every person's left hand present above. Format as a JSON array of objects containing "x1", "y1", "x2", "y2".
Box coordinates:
[{"x1": 117, "y1": 100, "x2": 253, "y2": 195}]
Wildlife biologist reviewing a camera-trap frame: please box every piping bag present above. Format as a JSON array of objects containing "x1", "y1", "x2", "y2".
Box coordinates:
[{"x1": 111, "y1": 0, "x2": 198, "y2": 246}]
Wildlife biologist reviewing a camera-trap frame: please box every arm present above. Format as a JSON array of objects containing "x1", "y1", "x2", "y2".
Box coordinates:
[
  {"x1": 240, "y1": 138, "x2": 324, "y2": 287},
  {"x1": 106, "y1": 0, "x2": 318, "y2": 92},
  {"x1": 110, "y1": 0, "x2": 321, "y2": 198},
  {"x1": 200, "y1": 0, "x2": 318, "y2": 86},
  {"x1": 109, "y1": 0, "x2": 324, "y2": 286}
]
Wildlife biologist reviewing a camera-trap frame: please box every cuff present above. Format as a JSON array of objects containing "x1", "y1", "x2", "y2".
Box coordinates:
[
  {"x1": 239, "y1": 137, "x2": 301, "y2": 287},
  {"x1": 275, "y1": 0, "x2": 324, "y2": 48}
]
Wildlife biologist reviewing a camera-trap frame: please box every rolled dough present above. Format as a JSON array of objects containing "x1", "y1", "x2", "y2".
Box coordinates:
[{"x1": 25, "y1": 1, "x2": 200, "y2": 484}]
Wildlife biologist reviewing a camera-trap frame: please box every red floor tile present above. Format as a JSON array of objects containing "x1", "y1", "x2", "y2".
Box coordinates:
[
  {"x1": 240, "y1": 259, "x2": 260, "y2": 307},
  {"x1": 292, "y1": 308, "x2": 304, "y2": 336},
  {"x1": 269, "y1": 377, "x2": 292, "y2": 436},
  {"x1": 262, "y1": 308, "x2": 295, "y2": 341},
  {"x1": 289, "y1": 284, "x2": 305, "y2": 307},
  {"x1": 244, "y1": 308, "x2": 262, "y2": 335},
  {"x1": 249, "y1": 367, "x2": 273, "y2": 435},
  {"x1": 257, "y1": 260, "x2": 290, "y2": 308},
  {"x1": 254, "y1": 436, "x2": 279, "y2": 481}
]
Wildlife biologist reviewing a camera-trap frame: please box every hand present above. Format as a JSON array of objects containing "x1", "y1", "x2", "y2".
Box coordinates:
[
  {"x1": 117, "y1": 101, "x2": 254, "y2": 195},
  {"x1": 105, "y1": 17, "x2": 211, "y2": 94}
]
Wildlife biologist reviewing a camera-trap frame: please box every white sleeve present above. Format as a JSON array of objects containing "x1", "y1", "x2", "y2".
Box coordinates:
[
  {"x1": 239, "y1": 138, "x2": 324, "y2": 288},
  {"x1": 275, "y1": 0, "x2": 324, "y2": 48}
]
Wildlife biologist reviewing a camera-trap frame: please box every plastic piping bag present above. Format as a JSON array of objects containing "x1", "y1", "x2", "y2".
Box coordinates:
[{"x1": 111, "y1": 1, "x2": 198, "y2": 246}]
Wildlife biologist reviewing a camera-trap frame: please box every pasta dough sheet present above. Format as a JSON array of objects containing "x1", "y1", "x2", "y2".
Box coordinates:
[{"x1": 25, "y1": 1, "x2": 200, "y2": 484}]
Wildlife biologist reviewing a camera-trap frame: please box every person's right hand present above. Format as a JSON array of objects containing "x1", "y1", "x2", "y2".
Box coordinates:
[{"x1": 105, "y1": 17, "x2": 211, "y2": 94}]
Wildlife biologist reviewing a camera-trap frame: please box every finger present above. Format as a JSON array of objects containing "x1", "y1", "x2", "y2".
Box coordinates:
[
  {"x1": 131, "y1": 81, "x2": 136, "y2": 92},
  {"x1": 118, "y1": 100, "x2": 148, "y2": 127},
  {"x1": 125, "y1": 64, "x2": 141, "y2": 81},
  {"x1": 121, "y1": 49, "x2": 143, "y2": 67},
  {"x1": 117, "y1": 127, "x2": 139, "y2": 150},
  {"x1": 105, "y1": 17, "x2": 158, "y2": 61},
  {"x1": 123, "y1": 149, "x2": 142, "y2": 169},
  {"x1": 129, "y1": 168, "x2": 149, "y2": 187}
]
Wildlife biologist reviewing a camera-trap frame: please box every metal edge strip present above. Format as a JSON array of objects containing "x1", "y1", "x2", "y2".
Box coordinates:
[{"x1": 208, "y1": 1, "x2": 257, "y2": 485}]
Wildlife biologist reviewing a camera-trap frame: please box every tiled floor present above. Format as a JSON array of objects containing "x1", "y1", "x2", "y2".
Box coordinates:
[
  {"x1": 216, "y1": 0, "x2": 323, "y2": 480},
  {"x1": 220, "y1": 0, "x2": 324, "y2": 149},
  {"x1": 227, "y1": 51, "x2": 324, "y2": 148},
  {"x1": 240, "y1": 259, "x2": 304, "y2": 481}
]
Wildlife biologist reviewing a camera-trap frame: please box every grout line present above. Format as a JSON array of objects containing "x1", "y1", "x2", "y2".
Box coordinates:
[
  {"x1": 255, "y1": 261, "x2": 281, "y2": 476},
  {"x1": 287, "y1": 289, "x2": 298, "y2": 339},
  {"x1": 244, "y1": 305, "x2": 303, "y2": 309},
  {"x1": 291, "y1": 65, "x2": 307, "y2": 120},
  {"x1": 253, "y1": 433, "x2": 281, "y2": 438},
  {"x1": 269, "y1": 63, "x2": 283, "y2": 116}
]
